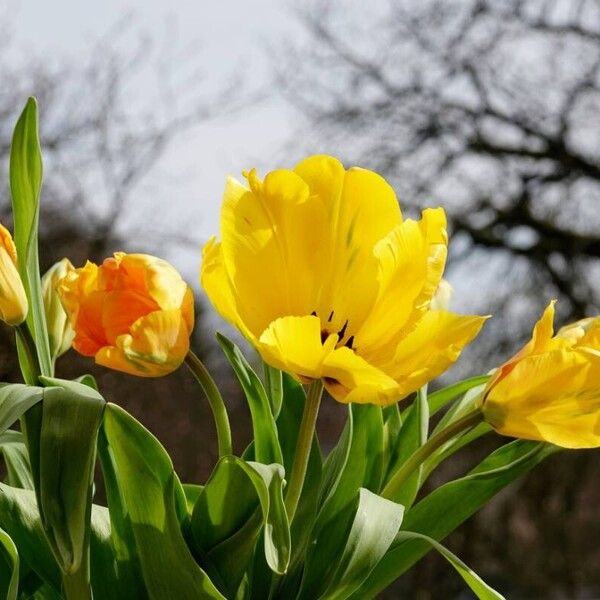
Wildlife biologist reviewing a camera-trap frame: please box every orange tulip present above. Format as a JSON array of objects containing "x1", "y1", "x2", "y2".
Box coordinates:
[{"x1": 59, "y1": 252, "x2": 194, "y2": 377}]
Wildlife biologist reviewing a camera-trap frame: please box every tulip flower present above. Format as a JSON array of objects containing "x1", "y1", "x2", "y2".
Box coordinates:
[
  {"x1": 202, "y1": 154, "x2": 487, "y2": 405},
  {"x1": 0, "y1": 223, "x2": 28, "y2": 326},
  {"x1": 480, "y1": 301, "x2": 600, "y2": 448},
  {"x1": 59, "y1": 252, "x2": 194, "y2": 377},
  {"x1": 42, "y1": 258, "x2": 75, "y2": 361}
]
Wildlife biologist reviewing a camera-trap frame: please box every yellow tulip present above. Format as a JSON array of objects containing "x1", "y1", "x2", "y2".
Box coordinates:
[
  {"x1": 0, "y1": 223, "x2": 28, "y2": 326},
  {"x1": 480, "y1": 301, "x2": 600, "y2": 448},
  {"x1": 58, "y1": 252, "x2": 194, "y2": 377},
  {"x1": 42, "y1": 258, "x2": 75, "y2": 360},
  {"x1": 201, "y1": 154, "x2": 487, "y2": 405}
]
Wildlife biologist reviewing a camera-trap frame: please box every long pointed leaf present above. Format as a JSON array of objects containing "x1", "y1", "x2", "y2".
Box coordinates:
[
  {"x1": 0, "y1": 526, "x2": 19, "y2": 600},
  {"x1": 9, "y1": 97, "x2": 51, "y2": 378},
  {"x1": 394, "y1": 531, "x2": 504, "y2": 600},
  {"x1": 217, "y1": 334, "x2": 282, "y2": 465},
  {"x1": 102, "y1": 403, "x2": 224, "y2": 599},
  {"x1": 350, "y1": 440, "x2": 557, "y2": 599}
]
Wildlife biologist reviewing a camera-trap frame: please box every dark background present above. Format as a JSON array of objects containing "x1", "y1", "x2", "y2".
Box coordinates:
[{"x1": 1, "y1": 1, "x2": 600, "y2": 597}]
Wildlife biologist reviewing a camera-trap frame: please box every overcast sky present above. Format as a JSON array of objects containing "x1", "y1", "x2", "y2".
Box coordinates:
[{"x1": 10, "y1": 0, "x2": 304, "y2": 280}]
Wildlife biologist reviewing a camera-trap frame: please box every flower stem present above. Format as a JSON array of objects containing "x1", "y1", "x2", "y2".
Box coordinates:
[
  {"x1": 382, "y1": 408, "x2": 484, "y2": 500},
  {"x1": 185, "y1": 351, "x2": 233, "y2": 457},
  {"x1": 285, "y1": 379, "x2": 323, "y2": 523},
  {"x1": 16, "y1": 324, "x2": 41, "y2": 385}
]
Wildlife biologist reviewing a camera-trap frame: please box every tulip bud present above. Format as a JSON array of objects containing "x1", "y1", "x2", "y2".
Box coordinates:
[
  {"x1": 58, "y1": 252, "x2": 194, "y2": 377},
  {"x1": 479, "y1": 301, "x2": 600, "y2": 449},
  {"x1": 0, "y1": 224, "x2": 28, "y2": 326},
  {"x1": 42, "y1": 258, "x2": 75, "y2": 360}
]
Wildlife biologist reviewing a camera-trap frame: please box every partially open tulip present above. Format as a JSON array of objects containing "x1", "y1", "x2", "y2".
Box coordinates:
[
  {"x1": 42, "y1": 258, "x2": 75, "y2": 360},
  {"x1": 201, "y1": 154, "x2": 487, "y2": 405},
  {"x1": 59, "y1": 252, "x2": 194, "y2": 377},
  {"x1": 480, "y1": 301, "x2": 600, "y2": 448},
  {"x1": 0, "y1": 223, "x2": 28, "y2": 326}
]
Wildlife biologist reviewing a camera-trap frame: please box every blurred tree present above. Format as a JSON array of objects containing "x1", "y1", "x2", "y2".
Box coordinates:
[
  {"x1": 279, "y1": 1, "x2": 600, "y2": 598},
  {"x1": 278, "y1": 0, "x2": 600, "y2": 365},
  {"x1": 0, "y1": 15, "x2": 252, "y2": 481}
]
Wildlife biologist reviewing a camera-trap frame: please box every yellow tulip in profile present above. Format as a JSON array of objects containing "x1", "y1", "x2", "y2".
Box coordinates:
[
  {"x1": 201, "y1": 154, "x2": 487, "y2": 405},
  {"x1": 59, "y1": 252, "x2": 194, "y2": 377},
  {"x1": 42, "y1": 258, "x2": 75, "y2": 361},
  {"x1": 0, "y1": 223, "x2": 28, "y2": 326},
  {"x1": 480, "y1": 301, "x2": 600, "y2": 448}
]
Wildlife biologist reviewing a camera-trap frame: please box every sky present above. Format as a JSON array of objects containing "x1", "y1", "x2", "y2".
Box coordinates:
[{"x1": 10, "y1": 0, "x2": 303, "y2": 280}]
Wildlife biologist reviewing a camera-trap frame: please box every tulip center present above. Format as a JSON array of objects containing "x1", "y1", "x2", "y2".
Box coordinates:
[{"x1": 312, "y1": 310, "x2": 355, "y2": 350}]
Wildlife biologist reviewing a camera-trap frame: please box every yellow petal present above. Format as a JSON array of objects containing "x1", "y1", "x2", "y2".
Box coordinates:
[
  {"x1": 257, "y1": 313, "x2": 399, "y2": 403},
  {"x1": 0, "y1": 245, "x2": 28, "y2": 326},
  {"x1": 96, "y1": 309, "x2": 189, "y2": 377},
  {"x1": 483, "y1": 349, "x2": 600, "y2": 448},
  {"x1": 383, "y1": 310, "x2": 488, "y2": 399},
  {"x1": 219, "y1": 171, "x2": 326, "y2": 337},
  {"x1": 258, "y1": 315, "x2": 337, "y2": 382},
  {"x1": 356, "y1": 208, "x2": 447, "y2": 362},
  {"x1": 312, "y1": 164, "x2": 403, "y2": 335},
  {"x1": 320, "y1": 347, "x2": 399, "y2": 405},
  {"x1": 201, "y1": 236, "x2": 249, "y2": 336},
  {"x1": 487, "y1": 300, "x2": 564, "y2": 389}
]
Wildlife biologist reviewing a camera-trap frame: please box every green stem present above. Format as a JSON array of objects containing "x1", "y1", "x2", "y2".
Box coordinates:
[
  {"x1": 382, "y1": 408, "x2": 484, "y2": 500},
  {"x1": 185, "y1": 351, "x2": 233, "y2": 457},
  {"x1": 16, "y1": 324, "x2": 41, "y2": 385},
  {"x1": 61, "y1": 568, "x2": 92, "y2": 600},
  {"x1": 285, "y1": 380, "x2": 323, "y2": 523}
]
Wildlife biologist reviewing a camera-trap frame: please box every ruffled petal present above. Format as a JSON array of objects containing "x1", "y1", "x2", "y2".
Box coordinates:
[
  {"x1": 105, "y1": 253, "x2": 188, "y2": 310},
  {"x1": 483, "y1": 348, "x2": 600, "y2": 448},
  {"x1": 101, "y1": 289, "x2": 158, "y2": 345},
  {"x1": 219, "y1": 171, "x2": 326, "y2": 337},
  {"x1": 355, "y1": 208, "x2": 447, "y2": 363},
  {"x1": 96, "y1": 309, "x2": 189, "y2": 377},
  {"x1": 383, "y1": 310, "x2": 488, "y2": 399}
]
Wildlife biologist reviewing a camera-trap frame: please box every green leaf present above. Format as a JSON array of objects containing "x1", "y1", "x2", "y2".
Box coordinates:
[
  {"x1": 10, "y1": 97, "x2": 51, "y2": 379},
  {"x1": 383, "y1": 386, "x2": 428, "y2": 507},
  {"x1": 217, "y1": 334, "x2": 282, "y2": 465},
  {"x1": 101, "y1": 403, "x2": 224, "y2": 600},
  {"x1": 320, "y1": 403, "x2": 384, "y2": 514},
  {"x1": 394, "y1": 531, "x2": 504, "y2": 599},
  {"x1": 189, "y1": 456, "x2": 290, "y2": 596},
  {"x1": 350, "y1": 440, "x2": 557, "y2": 599},
  {"x1": 0, "y1": 526, "x2": 19, "y2": 600},
  {"x1": 0, "y1": 384, "x2": 43, "y2": 435},
  {"x1": 0, "y1": 483, "x2": 60, "y2": 593},
  {"x1": 33, "y1": 377, "x2": 105, "y2": 585},
  {"x1": 0, "y1": 430, "x2": 34, "y2": 490},
  {"x1": 293, "y1": 405, "x2": 385, "y2": 599},
  {"x1": 299, "y1": 489, "x2": 404, "y2": 600},
  {"x1": 426, "y1": 375, "x2": 490, "y2": 417},
  {"x1": 263, "y1": 363, "x2": 283, "y2": 418},
  {"x1": 0, "y1": 484, "x2": 136, "y2": 599}
]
